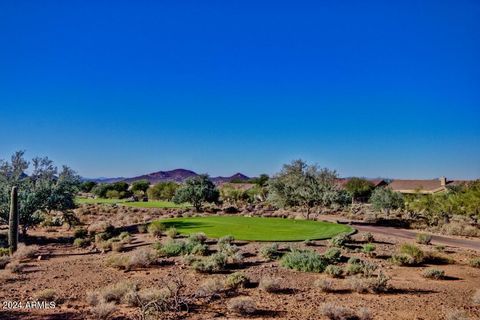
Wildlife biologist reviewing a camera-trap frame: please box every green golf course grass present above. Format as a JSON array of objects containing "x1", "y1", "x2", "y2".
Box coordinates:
[
  {"x1": 157, "y1": 216, "x2": 353, "y2": 241},
  {"x1": 75, "y1": 197, "x2": 188, "y2": 208}
]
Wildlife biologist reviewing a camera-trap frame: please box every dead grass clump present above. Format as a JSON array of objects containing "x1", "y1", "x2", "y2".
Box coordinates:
[
  {"x1": 13, "y1": 244, "x2": 39, "y2": 260},
  {"x1": 321, "y1": 303, "x2": 372, "y2": 320},
  {"x1": 91, "y1": 301, "x2": 117, "y2": 320},
  {"x1": 227, "y1": 296, "x2": 256, "y2": 315},
  {"x1": 422, "y1": 268, "x2": 445, "y2": 280},
  {"x1": 111, "y1": 241, "x2": 125, "y2": 252},
  {"x1": 348, "y1": 272, "x2": 390, "y2": 293},
  {"x1": 196, "y1": 278, "x2": 226, "y2": 299},
  {"x1": 129, "y1": 249, "x2": 157, "y2": 269},
  {"x1": 35, "y1": 289, "x2": 57, "y2": 302},
  {"x1": 259, "y1": 277, "x2": 283, "y2": 293},
  {"x1": 226, "y1": 272, "x2": 249, "y2": 289},
  {"x1": 441, "y1": 222, "x2": 480, "y2": 237},
  {"x1": 444, "y1": 309, "x2": 469, "y2": 320},
  {"x1": 100, "y1": 282, "x2": 137, "y2": 303},
  {"x1": 5, "y1": 261, "x2": 24, "y2": 273},
  {"x1": 314, "y1": 278, "x2": 335, "y2": 293}
]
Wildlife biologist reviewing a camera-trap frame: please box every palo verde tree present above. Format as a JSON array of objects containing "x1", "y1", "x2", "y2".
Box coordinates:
[
  {"x1": 0, "y1": 151, "x2": 81, "y2": 235},
  {"x1": 268, "y1": 159, "x2": 349, "y2": 219},
  {"x1": 173, "y1": 174, "x2": 219, "y2": 211},
  {"x1": 344, "y1": 177, "x2": 374, "y2": 203},
  {"x1": 369, "y1": 187, "x2": 404, "y2": 215},
  {"x1": 131, "y1": 179, "x2": 150, "y2": 196}
]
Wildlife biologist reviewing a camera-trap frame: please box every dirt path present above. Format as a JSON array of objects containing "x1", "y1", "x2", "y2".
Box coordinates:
[{"x1": 317, "y1": 215, "x2": 480, "y2": 251}]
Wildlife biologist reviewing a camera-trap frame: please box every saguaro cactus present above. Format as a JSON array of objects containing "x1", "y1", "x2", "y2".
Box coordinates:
[{"x1": 8, "y1": 186, "x2": 19, "y2": 253}]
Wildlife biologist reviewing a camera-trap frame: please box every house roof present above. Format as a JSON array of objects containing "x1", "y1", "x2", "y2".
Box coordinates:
[
  {"x1": 336, "y1": 178, "x2": 387, "y2": 189},
  {"x1": 388, "y1": 179, "x2": 467, "y2": 194}
]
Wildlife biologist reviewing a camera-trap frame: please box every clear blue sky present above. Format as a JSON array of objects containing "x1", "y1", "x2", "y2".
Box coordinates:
[{"x1": 1, "y1": 1, "x2": 479, "y2": 179}]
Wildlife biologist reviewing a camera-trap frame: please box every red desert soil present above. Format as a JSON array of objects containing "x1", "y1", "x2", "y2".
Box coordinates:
[{"x1": 0, "y1": 213, "x2": 479, "y2": 320}]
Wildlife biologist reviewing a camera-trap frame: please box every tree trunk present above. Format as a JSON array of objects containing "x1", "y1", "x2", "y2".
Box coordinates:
[{"x1": 8, "y1": 186, "x2": 19, "y2": 253}]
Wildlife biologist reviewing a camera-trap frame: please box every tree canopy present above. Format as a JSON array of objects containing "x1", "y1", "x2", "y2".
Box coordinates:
[
  {"x1": 344, "y1": 177, "x2": 374, "y2": 203},
  {"x1": 173, "y1": 175, "x2": 219, "y2": 211}
]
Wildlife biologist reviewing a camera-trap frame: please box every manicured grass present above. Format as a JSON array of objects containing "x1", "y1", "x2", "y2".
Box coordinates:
[
  {"x1": 158, "y1": 216, "x2": 353, "y2": 241},
  {"x1": 75, "y1": 197, "x2": 188, "y2": 208}
]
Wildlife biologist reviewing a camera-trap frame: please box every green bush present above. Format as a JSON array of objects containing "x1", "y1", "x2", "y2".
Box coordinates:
[
  {"x1": 226, "y1": 272, "x2": 249, "y2": 289},
  {"x1": 280, "y1": 249, "x2": 328, "y2": 273},
  {"x1": 362, "y1": 243, "x2": 376, "y2": 256},
  {"x1": 469, "y1": 258, "x2": 480, "y2": 268},
  {"x1": 416, "y1": 233, "x2": 432, "y2": 245},
  {"x1": 166, "y1": 227, "x2": 178, "y2": 239},
  {"x1": 0, "y1": 248, "x2": 10, "y2": 256},
  {"x1": 147, "y1": 222, "x2": 166, "y2": 237},
  {"x1": 422, "y1": 268, "x2": 445, "y2": 280},
  {"x1": 390, "y1": 243, "x2": 424, "y2": 266},
  {"x1": 188, "y1": 232, "x2": 207, "y2": 244},
  {"x1": 323, "y1": 248, "x2": 342, "y2": 264},
  {"x1": 324, "y1": 265, "x2": 343, "y2": 278},
  {"x1": 218, "y1": 235, "x2": 235, "y2": 246},
  {"x1": 259, "y1": 243, "x2": 281, "y2": 261},
  {"x1": 74, "y1": 238, "x2": 91, "y2": 248},
  {"x1": 155, "y1": 239, "x2": 186, "y2": 257},
  {"x1": 192, "y1": 252, "x2": 227, "y2": 273},
  {"x1": 190, "y1": 243, "x2": 209, "y2": 256},
  {"x1": 328, "y1": 234, "x2": 351, "y2": 248},
  {"x1": 74, "y1": 228, "x2": 88, "y2": 239}
]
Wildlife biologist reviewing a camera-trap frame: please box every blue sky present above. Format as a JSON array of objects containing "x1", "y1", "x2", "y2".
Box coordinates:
[{"x1": 1, "y1": 1, "x2": 479, "y2": 179}]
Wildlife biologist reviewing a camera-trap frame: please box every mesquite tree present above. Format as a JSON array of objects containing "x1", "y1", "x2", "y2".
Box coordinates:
[{"x1": 0, "y1": 151, "x2": 80, "y2": 235}]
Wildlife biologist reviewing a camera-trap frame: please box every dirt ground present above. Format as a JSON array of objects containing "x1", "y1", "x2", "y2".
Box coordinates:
[{"x1": 0, "y1": 207, "x2": 479, "y2": 320}]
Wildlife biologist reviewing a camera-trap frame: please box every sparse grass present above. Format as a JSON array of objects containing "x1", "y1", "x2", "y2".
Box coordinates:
[
  {"x1": 227, "y1": 296, "x2": 256, "y2": 315},
  {"x1": 148, "y1": 221, "x2": 166, "y2": 237},
  {"x1": 362, "y1": 243, "x2": 376, "y2": 256},
  {"x1": 473, "y1": 289, "x2": 480, "y2": 305},
  {"x1": 74, "y1": 238, "x2": 91, "y2": 248},
  {"x1": 259, "y1": 277, "x2": 283, "y2": 293},
  {"x1": 390, "y1": 243, "x2": 424, "y2": 266},
  {"x1": 0, "y1": 255, "x2": 10, "y2": 269},
  {"x1": 196, "y1": 278, "x2": 225, "y2": 298},
  {"x1": 422, "y1": 268, "x2": 445, "y2": 280},
  {"x1": 90, "y1": 301, "x2": 117, "y2": 320},
  {"x1": 192, "y1": 252, "x2": 227, "y2": 273},
  {"x1": 166, "y1": 227, "x2": 178, "y2": 238},
  {"x1": 416, "y1": 233, "x2": 432, "y2": 245},
  {"x1": 362, "y1": 232, "x2": 374, "y2": 243},
  {"x1": 280, "y1": 249, "x2": 328, "y2": 273}
]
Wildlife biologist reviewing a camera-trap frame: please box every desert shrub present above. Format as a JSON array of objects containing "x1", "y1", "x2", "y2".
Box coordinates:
[
  {"x1": 390, "y1": 243, "x2": 424, "y2": 266},
  {"x1": 362, "y1": 232, "x2": 374, "y2": 243},
  {"x1": 345, "y1": 258, "x2": 378, "y2": 276},
  {"x1": 35, "y1": 289, "x2": 57, "y2": 301},
  {"x1": 434, "y1": 245, "x2": 446, "y2": 252},
  {"x1": 0, "y1": 256, "x2": 10, "y2": 269},
  {"x1": 155, "y1": 239, "x2": 186, "y2": 257},
  {"x1": 416, "y1": 233, "x2": 432, "y2": 245},
  {"x1": 0, "y1": 247, "x2": 10, "y2": 256},
  {"x1": 473, "y1": 289, "x2": 480, "y2": 305},
  {"x1": 196, "y1": 278, "x2": 225, "y2": 298},
  {"x1": 166, "y1": 227, "x2": 178, "y2": 238},
  {"x1": 362, "y1": 243, "x2": 376, "y2": 256},
  {"x1": 100, "y1": 281, "x2": 137, "y2": 303},
  {"x1": 74, "y1": 227, "x2": 88, "y2": 239},
  {"x1": 226, "y1": 272, "x2": 249, "y2": 289},
  {"x1": 227, "y1": 296, "x2": 256, "y2": 315},
  {"x1": 325, "y1": 265, "x2": 343, "y2": 278},
  {"x1": 13, "y1": 244, "x2": 39, "y2": 260},
  {"x1": 259, "y1": 243, "x2": 281, "y2": 261},
  {"x1": 105, "y1": 255, "x2": 130, "y2": 270},
  {"x1": 259, "y1": 277, "x2": 283, "y2": 293},
  {"x1": 91, "y1": 301, "x2": 117, "y2": 320},
  {"x1": 321, "y1": 303, "x2": 372, "y2": 320},
  {"x1": 111, "y1": 241, "x2": 125, "y2": 252},
  {"x1": 422, "y1": 268, "x2": 445, "y2": 280},
  {"x1": 96, "y1": 240, "x2": 112, "y2": 252},
  {"x1": 441, "y1": 222, "x2": 480, "y2": 237},
  {"x1": 218, "y1": 243, "x2": 240, "y2": 256},
  {"x1": 314, "y1": 278, "x2": 335, "y2": 292},
  {"x1": 349, "y1": 272, "x2": 390, "y2": 293},
  {"x1": 217, "y1": 235, "x2": 235, "y2": 246},
  {"x1": 192, "y1": 252, "x2": 227, "y2": 273},
  {"x1": 188, "y1": 232, "x2": 207, "y2": 244},
  {"x1": 128, "y1": 249, "x2": 157, "y2": 269},
  {"x1": 328, "y1": 234, "x2": 352, "y2": 248},
  {"x1": 323, "y1": 248, "x2": 342, "y2": 264},
  {"x1": 280, "y1": 249, "x2": 328, "y2": 273},
  {"x1": 469, "y1": 258, "x2": 480, "y2": 268},
  {"x1": 148, "y1": 221, "x2": 166, "y2": 237},
  {"x1": 190, "y1": 243, "x2": 209, "y2": 256},
  {"x1": 118, "y1": 232, "x2": 132, "y2": 243},
  {"x1": 423, "y1": 251, "x2": 454, "y2": 265},
  {"x1": 74, "y1": 238, "x2": 91, "y2": 248}
]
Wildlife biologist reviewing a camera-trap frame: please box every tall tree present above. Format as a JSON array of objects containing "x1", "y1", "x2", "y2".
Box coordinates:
[
  {"x1": 173, "y1": 175, "x2": 219, "y2": 211},
  {"x1": 344, "y1": 178, "x2": 374, "y2": 203},
  {"x1": 268, "y1": 159, "x2": 348, "y2": 219}
]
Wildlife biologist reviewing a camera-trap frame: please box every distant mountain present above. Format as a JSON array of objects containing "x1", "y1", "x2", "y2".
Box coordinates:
[{"x1": 86, "y1": 169, "x2": 250, "y2": 185}]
